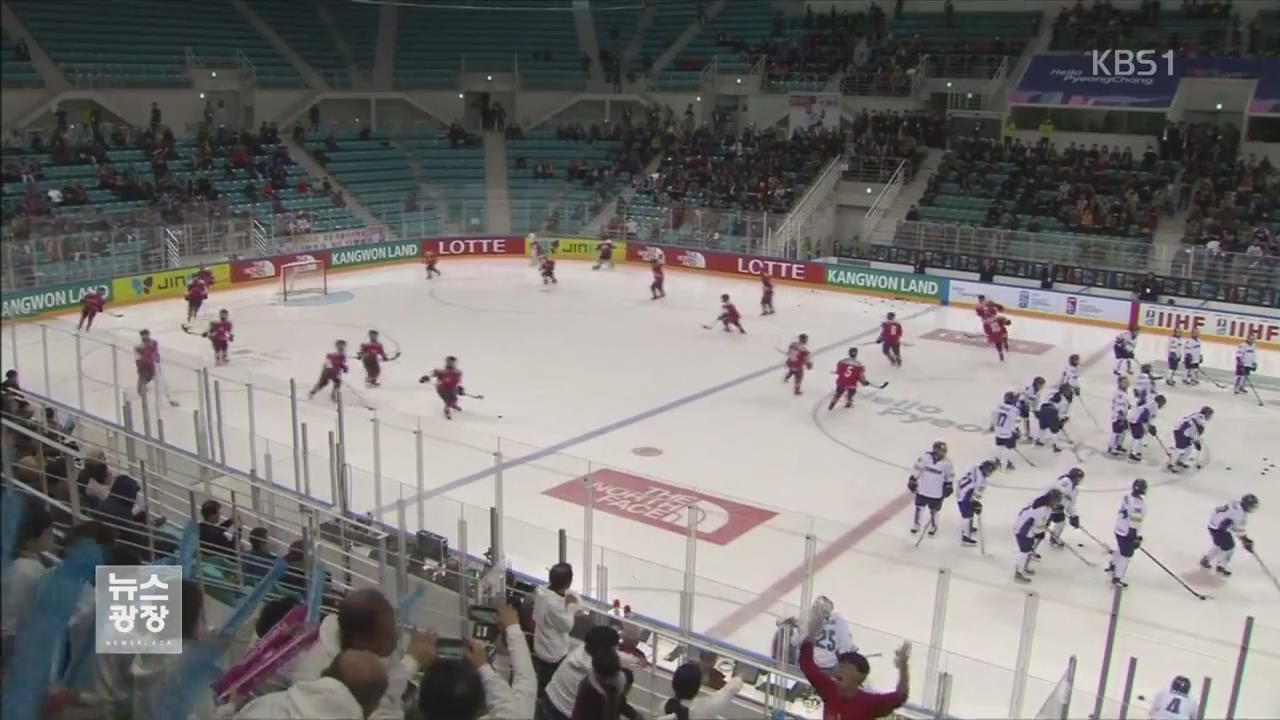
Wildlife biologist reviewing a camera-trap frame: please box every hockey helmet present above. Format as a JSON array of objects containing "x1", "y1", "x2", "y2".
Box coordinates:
[
  {"x1": 1241, "y1": 494, "x2": 1260, "y2": 513},
  {"x1": 1171, "y1": 676, "x2": 1192, "y2": 694},
  {"x1": 1066, "y1": 467, "x2": 1085, "y2": 483},
  {"x1": 1132, "y1": 478, "x2": 1148, "y2": 496}
]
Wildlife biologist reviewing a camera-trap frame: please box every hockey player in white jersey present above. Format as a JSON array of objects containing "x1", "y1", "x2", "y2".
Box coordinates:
[
  {"x1": 1113, "y1": 329, "x2": 1138, "y2": 375},
  {"x1": 1059, "y1": 353, "x2": 1081, "y2": 407},
  {"x1": 1013, "y1": 488, "x2": 1061, "y2": 583},
  {"x1": 1133, "y1": 363, "x2": 1159, "y2": 404},
  {"x1": 990, "y1": 391, "x2": 1021, "y2": 470},
  {"x1": 1199, "y1": 494, "x2": 1259, "y2": 577},
  {"x1": 1149, "y1": 675, "x2": 1198, "y2": 719},
  {"x1": 1233, "y1": 335, "x2": 1258, "y2": 394},
  {"x1": 1168, "y1": 407, "x2": 1212, "y2": 472},
  {"x1": 1047, "y1": 467, "x2": 1085, "y2": 548},
  {"x1": 794, "y1": 595, "x2": 857, "y2": 672},
  {"x1": 1035, "y1": 384, "x2": 1071, "y2": 453},
  {"x1": 1165, "y1": 330, "x2": 1183, "y2": 386},
  {"x1": 1107, "y1": 376, "x2": 1132, "y2": 456},
  {"x1": 1017, "y1": 376, "x2": 1047, "y2": 440},
  {"x1": 1182, "y1": 330, "x2": 1203, "y2": 385},
  {"x1": 908, "y1": 441, "x2": 954, "y2": 536},
  {"x1": 957, "y1": 460, "x2": 997, "y2": 547},
  {"x1": 1126, "y1": 393, "x2": 1166, "y2": 462},
  {"x1": 1107, "y1": 478, "x2": 1148, "y2": 588}
]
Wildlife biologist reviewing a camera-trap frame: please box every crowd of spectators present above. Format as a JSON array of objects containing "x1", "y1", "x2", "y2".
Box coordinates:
[
  {"x1": 919, "y1": 135, "x2": 1177, "y2": 239},
  {"x1": 1051, "y1": 0, "x2": 1232, "y2": 55},
  {"x1": 844, "y1": 110, "x2": 945, "y2": 183}
]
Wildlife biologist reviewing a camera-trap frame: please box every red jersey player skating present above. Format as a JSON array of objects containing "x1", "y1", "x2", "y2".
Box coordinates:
[
  {"x1": 420, "y1": 356, "x2": 466, "y2": 419},
  {"x1": 540, "y1": 257, "x2": 558, "y2": 284},
  {"x1": 650, "y1": 257, "x2": 666, "y2": 299},
  {"x1": 783, "y1": 333, "x2": 813, "y2": 395},
  {"x1": 135, "y1": 329, "x2": 160, "y2": 397},
  {"x1": 202, "y1": 309, "x2": 234, "y2": 366},
  {"x1": 593, "y1": 240, "x2": 615, "y2": 270},
  {"x1": 424, "y1": 250, "x2": 441, "y2": 279},
  {"x1": 829, "y1": 347, "x2": 884, "y2": 410},
  {"x1": 195, "y1": 266, "x2": 215, "y2": 289},
  {"x1": 986, "y1": 316, "x2": 1013, "y2": 362},
  {"x1": 714, "y1": 294, "x2": 745, "y2": 333},
  {"x1": 79, "y1": 290, "x2": 106, "y2": 331},
  {"x1": 309, "y1": 340, "x2": 349, "y2": 402},
  {"x1": 185, "y1": 276, "x2": 209, "y2": 322},
  {"x1": 760, "y1": 275, "x2": 775, "y2": 315},
  {"x1": 975, "y1": 294, "x2": 1004, "y2": 332},
  {"x1": 358, "y1": 330, "x2": 396, "y2": 387},
  {"x1": 878, "y1": 312, "x2": 904, "y2": 366}
]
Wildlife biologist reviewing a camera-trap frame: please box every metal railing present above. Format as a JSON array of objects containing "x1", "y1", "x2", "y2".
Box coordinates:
[
  {"x1": 768, "y1": 156, "x2": 842, "y2": 257},
  {"x1": 926, "y1": 54, "x2": 1010, "y2": 80},
  {"x1": 863, "y1": 159, "x2": 908, "y2": 243},
  {"x1": 7, "y1": 316, "x2": 1278, "y2": 718}
]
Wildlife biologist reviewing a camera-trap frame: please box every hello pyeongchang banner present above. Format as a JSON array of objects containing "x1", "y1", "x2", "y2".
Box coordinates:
[{"x1": 1012, "y1": 55, "x2": 1280, "y2": 110}]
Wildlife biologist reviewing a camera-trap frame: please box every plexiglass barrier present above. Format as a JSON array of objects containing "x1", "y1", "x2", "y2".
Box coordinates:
[{"x1": 5, "y1": 320, "x2": 1277, "y2": 718}]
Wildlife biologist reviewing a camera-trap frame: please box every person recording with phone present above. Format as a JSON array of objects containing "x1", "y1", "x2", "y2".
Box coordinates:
[
  {"x1": 417, "y1": 604, "x2": 535, "y2": 720},
  {"x1": 532, "y1": 562, "x2": 578, "y2": 693}
]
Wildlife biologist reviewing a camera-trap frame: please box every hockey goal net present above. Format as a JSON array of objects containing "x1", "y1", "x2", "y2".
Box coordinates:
[{"x1": 281, "y1": 259, "x2": 327, "y2": 301}]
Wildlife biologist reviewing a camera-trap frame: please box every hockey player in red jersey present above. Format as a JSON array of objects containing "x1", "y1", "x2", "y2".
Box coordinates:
[
  {"x1": 878, "y1": 312, "x2": 904, "y2": 366},
  {"x1": 716, "y1": 294, "x2": 745, "y2": 333},
  {"x1": 540, "y1": 256, "x2": 558, "y2": 284},
  {"x1": 420, "y1": 356, "x2": 465, "y2": 419},
  {"x1": 783, "y1": 334, "x2": 813, "y2": 395},
  {"x1": 78, "y1": 290, "x2": 106, "y2": 331},
  {"x1": 308, "y1": 340, "x2": 349, "y2": 402},
  {"x1": 202, "y1": 309, "x2": 234, "y2": 366},
  {"x1": 593, "y1": 240, "x2": 615, "y2": 270},
  {"x1": 424, "y1": 249, "x2": 441, "y2": 279},
  {"x1": 195, "y1": 266, "x2": 215, "y2": 288},
  {"x1": 760, "y1": 275, "x2": 775, "y2": 315},
  {"x1": 358, "y1": 330, "x2": 395, "y2": 387},
  {"x1": 975, "y1": 295, "x2": 1004, "y2": 327},
  {"x1": 185, "y1": 276, "x2": 209, "y2": 322},
  {"x1": 986, "y1": 316, "x2": 1012, "y2": 361},
  {"x1": 829, "y1": 348, "x2": 875, "y2": 410},
  {"x1": 650, "y1": 256, "x2": 666, "y2": 299},
  {"x1": 135, "y1": 329, "x2": 160, "y2": 397}
]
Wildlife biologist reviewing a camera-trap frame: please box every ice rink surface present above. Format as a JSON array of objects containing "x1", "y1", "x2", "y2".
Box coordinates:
[{"x1": 10, "y1": 258, "x2": 1279, "y2": 716}]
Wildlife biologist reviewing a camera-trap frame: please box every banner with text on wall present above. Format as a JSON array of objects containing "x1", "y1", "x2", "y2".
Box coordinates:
[
  {"x1": 623, "y1": 243, "x2": 827, "y2": 286},
  {"x1": 111, "y1": 263, "x2": 231, "y2": 302},
  {"x1": 536, "y1": 237, "x2": 628, "y2": 262},
  {"x1": 948, "y1": 280, "x2": 1134, "y2": 327},
  {"x1": 424, "y1": 236, "x2": 525, "y2": 258},
  {"x1": 230, "y1": 251, "x2": 332, "y2": 283},
  {"x1": 1138, "y1": 302, "x2": 1280, "y2": 350},
  {"x1": 824, "y1": 264, "x2": 947, "y2": 303},
  {"x1": 1012, "y1": 55, "x2": 1280, "y2": 110},
  {"x1": 1, "y1": 279, "x2": 114, "y2": 320}
]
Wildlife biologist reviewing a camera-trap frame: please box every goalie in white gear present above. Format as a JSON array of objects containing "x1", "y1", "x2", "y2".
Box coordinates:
[
  {"x1": 908, "y1": 441, "x2": 954, "y2": 536},
  {"x1": 1149, "y1": 675, "x2": 1198, "y2": 719},
  {"x1": 793, "y1": 595, "x2": 857, "y2": 672}
]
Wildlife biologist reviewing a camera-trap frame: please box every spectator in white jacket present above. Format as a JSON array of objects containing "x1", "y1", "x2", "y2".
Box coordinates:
[
  {"x1": 660, "y1": 662, "x2": 745, "y2": 720},
  {"x1": 542, "y1": 625, "x2": 639, "y2": 720},
  {"x1": 417, "y1": 604, "x2": 536, "y2": 720},
  {"x1": 1, "y1": 499, "x2": 53, "y2": 660},
  {"x1": 235, "y1": 649, "x2": 388, "y2": 719},
  {"x1": 532, "y1": 562, "x2": 577, "y2": 692},
  {"x1": 274, "y1": 588, "x2": 435, "y2": 720}
]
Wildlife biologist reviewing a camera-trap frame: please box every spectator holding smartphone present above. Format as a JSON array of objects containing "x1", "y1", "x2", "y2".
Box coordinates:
[{"x1": 533, "y1": 562, "x2": 577, "y2": 692}]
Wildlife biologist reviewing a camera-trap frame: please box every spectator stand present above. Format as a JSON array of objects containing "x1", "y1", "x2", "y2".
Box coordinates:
[
  {"x1": 2, "y1": 33, "x2": 41, "y2": 87},
  {"x1": 1050, "y1": 1, "x2": 1231, "y2": 57},
  {"x1": 1, "y1": 120, "x2": 351, "y2": 289},
  {"x1": 507, "y1": 127, "x2": 624, "y2": 236},
  {"x1": 250, "y1": 0, "x2": 352, "y2": 88},
  {"x1": 10, "y1": 0, "x2": 303, "y2": 88},
  {"x1": 394, "y1": 0, "x2": 584, "y2": 90}
]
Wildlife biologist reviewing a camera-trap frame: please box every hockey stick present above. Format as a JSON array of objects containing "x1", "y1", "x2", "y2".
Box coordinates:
[
  {"x1": 1078, "y1": 397, "x2": 1104, "y2": 432},
  {"x1": 342, "y1": 384, "x2": 374, "y2": 411},
  {"x1": 1250, "y1": 550, "x2": 1280, "y2": 593},
  {"x1": 977, "y1": 513, "x2": 986, "y2": 556},
  {"x1": 1014, "y1": 446, "x2": 1037, "y2": 468},
  {"x1": 1202, "y1": 370, "x2": 1229, "y2": 390},
  {"x1": 1246, "y1": 376, "x2": 1265, "y2": 407},
  {"x1": 1140, "y1": 547, "x2": 1210, "y2": 600},
  {"x1": 108, "y1": 312, "x2": 125, "y2": 318},
  {"x1": 1080, "y1": 526, "x2": 1113, "y2": 553},
  {"x1": 460, "y1": 390, "x2": 485, "y2": 400},
  {"x1": 154, "y1": 367, "x2": 180, "y2": 408},
  {"x1": 1062, "y1": 541, "x2": 1097, "y2": 568},
  {"x1": 1059, "y1": 428, "x2": 1086, "y2": 463},
  {"x1": 1080, "y1": 525, "x2": 1111, "y2": 550}
]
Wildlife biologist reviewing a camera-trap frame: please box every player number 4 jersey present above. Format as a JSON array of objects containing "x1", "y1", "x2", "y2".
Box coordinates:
[{"x1": 1149, "y1": 690, "x2": 1197, "y2": 720}]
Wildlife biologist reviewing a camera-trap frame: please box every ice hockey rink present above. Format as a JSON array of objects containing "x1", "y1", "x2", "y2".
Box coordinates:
[{"x1": 8, "y1": 257, "x2": 1279, "y2": 717}]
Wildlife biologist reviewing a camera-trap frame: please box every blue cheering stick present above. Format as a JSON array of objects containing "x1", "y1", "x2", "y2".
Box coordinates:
[
  {"x1": 305, "y1": 553, "x2": 327, "y2": 623},
  {"x1": 3, "y1": 540, "x2": 103, "y2": 720},
  {"x1": 398, "y1": 583, "x2": 426, "y2": 620},
  {"x1": 219, "y1": 558, "x2": 288, "y2": 639}
]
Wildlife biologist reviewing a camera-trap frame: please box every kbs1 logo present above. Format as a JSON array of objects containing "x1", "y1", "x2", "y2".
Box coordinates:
[{"x1": 1089, "y1": 49, "x2": 1175, "y2": 77}]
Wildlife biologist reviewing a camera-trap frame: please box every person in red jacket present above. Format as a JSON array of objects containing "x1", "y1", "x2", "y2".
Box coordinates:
[{"x1": 799, "y1": 620, "x2": 910, "y2": 720}]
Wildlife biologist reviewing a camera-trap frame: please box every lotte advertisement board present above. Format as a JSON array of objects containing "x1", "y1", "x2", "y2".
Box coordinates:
[
  {"x1": 423, "y1": 236, "x2": 525, "y2": 257},
  {"x1": 623, "y1": 243, "x2": 825, "y2": 284}
]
